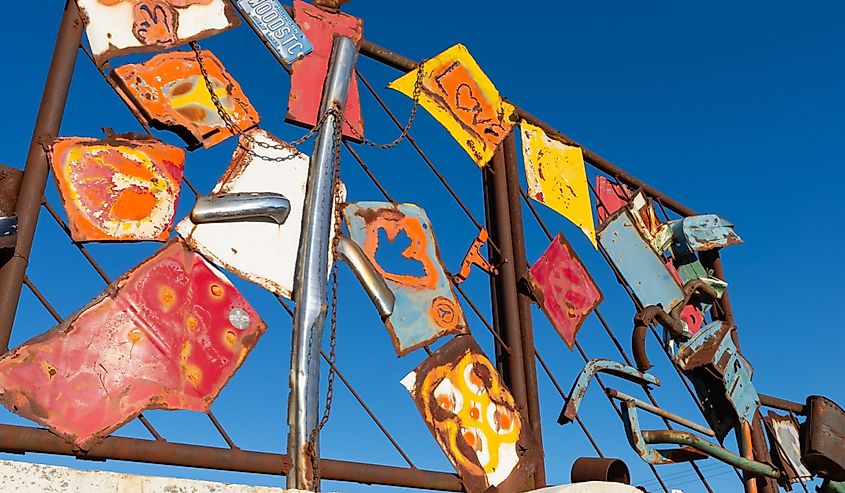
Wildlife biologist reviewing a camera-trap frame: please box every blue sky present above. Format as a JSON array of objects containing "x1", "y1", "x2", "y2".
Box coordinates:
[{"x1": 1, "y1": 1, "x2": 843, "y2": 492}]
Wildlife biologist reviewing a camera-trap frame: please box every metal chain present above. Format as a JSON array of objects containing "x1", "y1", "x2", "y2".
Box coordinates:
[
  {"x1": 304, "y1": 102, "x2": 344, "y2": 491},
  {"x1": 342, "y1": 60, "x2": 427, "y2": 149},
  {"x1": 189, "y1": 42, "x2": 331, "y2": 161}
]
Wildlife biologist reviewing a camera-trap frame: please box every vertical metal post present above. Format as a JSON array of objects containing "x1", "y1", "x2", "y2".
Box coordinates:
[
  {"x1": 0, "y1": 0, "x2": 83, "y2": 351},
  {"x1": 483, "y1": 146, "x2": 529, "y2": 428},
  {"x1": 287, "y1": 35, "x2": 358, "y2": 491},
  {"x1": 502, "y1": 132, "x2": 546, "y2": 486}
]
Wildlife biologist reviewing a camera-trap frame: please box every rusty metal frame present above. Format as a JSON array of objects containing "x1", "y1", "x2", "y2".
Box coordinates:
[{"x1": 0, "y1": 1, "x2": 760, "y2": 492}]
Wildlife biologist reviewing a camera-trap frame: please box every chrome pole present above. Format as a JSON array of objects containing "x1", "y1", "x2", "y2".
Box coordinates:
[{"x1": 286, "y1": 35, "x2": 358, "y2": 491}]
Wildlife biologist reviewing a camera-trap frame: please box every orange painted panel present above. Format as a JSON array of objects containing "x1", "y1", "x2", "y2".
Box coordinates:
[
  {"x1": 48, "y1": 133, "x2": 185, "y2": 242},
  {"x1": 112, "y1": 50, "x2": 260, "y2": 149}
]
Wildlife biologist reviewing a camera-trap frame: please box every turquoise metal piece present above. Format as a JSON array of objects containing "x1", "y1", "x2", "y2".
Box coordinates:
[{"x1": 598, "y1": 209, "x2": 684, "y2": 311}]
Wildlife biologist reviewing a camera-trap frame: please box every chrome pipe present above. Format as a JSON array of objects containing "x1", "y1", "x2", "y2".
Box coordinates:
[
  {"x1": 190, "y1": 192, "x2": 291, "y2": 225},
  {"x1": 287, "y1": 35, "x2": 358, "y2": 491},
  {"x1": 336, "y1": 237, "x2": 394, "y2": 319}
]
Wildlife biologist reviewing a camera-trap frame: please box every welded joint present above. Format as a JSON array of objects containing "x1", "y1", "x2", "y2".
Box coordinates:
[
  {"x1": 336, "y1": 236, "x2": 395, "y2": 319},
  {"x1": 557, "y1": 358, "x2": 660, "y2": 425}
]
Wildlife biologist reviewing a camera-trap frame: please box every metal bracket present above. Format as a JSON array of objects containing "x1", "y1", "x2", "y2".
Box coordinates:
[{"x1": 558, "y1": 359, "x2": 660, "y2": 425}]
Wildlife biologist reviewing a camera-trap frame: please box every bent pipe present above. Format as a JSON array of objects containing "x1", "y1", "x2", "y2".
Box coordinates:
[
  {"x1": 621, "y1": 400, "x2": 780, "y2": 478},
  {"x1": 632, "y1": 279, "x2": 722, "y2": 372},
  {"x1": 557, "y1": 358, "x2": 659, "y2": 425},
  {"x1": 191, "y1": 192, "x2": 291, "y2": 225},
  {"x1": 336, "y1": 237, "x2": 395, "y2": 319}
]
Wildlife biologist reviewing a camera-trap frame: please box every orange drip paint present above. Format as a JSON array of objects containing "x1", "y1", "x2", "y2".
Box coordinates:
[{"x1": 111, "y1": 188, "x2": 158, "y2": 221}]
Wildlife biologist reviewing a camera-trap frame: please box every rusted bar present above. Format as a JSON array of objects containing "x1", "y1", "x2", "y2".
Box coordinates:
[
  {"x1": 0, "y1": 0, "x2": 84, "y2": 351},
  {"x1": 207, "y1": 411, "x2": 238, "y2": 450},
  {"x1": 137, "y1": 414, "x2": 165, "y2": 442},
  {"x1": 501, "y1": 132, "x2": 545, "y2": 486},
  {"x1": 42, "y1": 200, "x2": 111, "y2": 283},
  {"x1": 0, "y1": 423, "x2": 462, "y2": 491},
  {"x1": 759, "y1": 394, "x2": 806, "y2": 415},
  {"x1": 484, "y1": 147, "x2": 528, "y2": 410},
  {"x1": 23, "y1": 275, "x2": 61, "y2": 323}
]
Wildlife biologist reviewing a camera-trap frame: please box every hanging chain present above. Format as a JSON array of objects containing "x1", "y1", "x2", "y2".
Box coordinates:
[
  {"x1": 189, "y1": 42, "x2": 331, "y2": 162},
  {"x1": 341, "y1": 60, "x2": 427, "y2": 149},
  {"x1": 303, "y1": 102, "x2": 344, "y2": 491}
]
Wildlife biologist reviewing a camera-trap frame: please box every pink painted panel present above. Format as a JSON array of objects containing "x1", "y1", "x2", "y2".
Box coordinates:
[{"x1": 596, "y1": 175, "x2": 633, "y2": 225}]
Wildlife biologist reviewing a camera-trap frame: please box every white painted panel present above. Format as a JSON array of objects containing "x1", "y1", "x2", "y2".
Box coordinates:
[
  {"x1": 0, "y1": 459, "x2": 305, "y2": 493},
  {"x1": 178, "y1": 129, "x2": 342, "y2": 299}
]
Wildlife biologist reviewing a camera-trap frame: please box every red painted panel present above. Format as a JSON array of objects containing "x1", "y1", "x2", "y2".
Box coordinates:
[
  {"x1": 0, "y1": 239, "x2": 266, "y2": 450},
  {"x1": 596, "y1": 175, "x2": 633, "y2": 225},
  {"x1": 528, "y1": 233, "x2": 603, "y2": 349},
  {"x1": 665, "y1": 260, "x2": 705, "y2": 335},
  {"x1": 286, "y1": 0, "x2": 363, "y2": 140}
]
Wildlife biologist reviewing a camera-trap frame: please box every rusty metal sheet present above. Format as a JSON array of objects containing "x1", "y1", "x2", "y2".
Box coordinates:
[
  {"x1": 0, "y1": 165, "x2": 23, "y2": 249},
  {"x1": 401, "y1": 336, "x2": 536, "y2": 493},
  {"x1": 77, "y1": 0, "x2": 240, "y2": 67},
  {"x1": 595, "y1": 176, "x2": 633, "y2": 225},
  {"x1": 521, "y1": 121, "x2": 596, "y2": 247},
  {"x1": 389, "y1": 44, "x2": 516, "y2": 167},
  {"x1": 453, "y1": 228, "x2": 496, "y2": 285},
  {"x1": 343, "y1": 202, "x2": 467, "y2": 356},
  {"x1": 0, "y1": 238, "x2": 266, "y2": 450},
  {"x1": 598, "y1": 209, "x2": 684, "y2": 311},
  {"x1": 764, "y1": 412, "x2": 813, "y2": 484},
  {"x1": 47, "y1": 133, "x2": 185, "y2": 242},
  {"x1": 286, "y1": 0, "x2": 363, "y2": 140},
  {"x1": 627, "y1": 192, "x2": 672, "y2": 254},
  {"x1": 111, "y1": 50, "x2": 260, "y2": 149},
  {"x1": 803, "y1": 395, "x2": 845, "y2": 481},
  {"x1": 177, "y1": 129, "x2": 343, "y2": 300},
  {"x1": 528, "y1": 233, "x2": 603, "y2": 349},
  {"x1": 670, "y1": 214, "x2": 743, "y2": 252}
]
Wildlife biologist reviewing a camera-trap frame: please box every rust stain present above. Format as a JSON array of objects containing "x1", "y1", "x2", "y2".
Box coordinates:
[
  {"x1": 453, "y1": 228, "x2": 497, "y2": 284},
  {"x1": 0, "y1": 238, "x2": 266, "y2": 450}
]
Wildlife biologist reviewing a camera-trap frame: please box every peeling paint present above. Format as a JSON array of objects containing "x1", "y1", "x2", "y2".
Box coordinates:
[
  {"x1": 111, "y1": 50, "x2": 260, "y2": 149},
  {"x1": 595, "y1": 176, "x2": 633, "y2": 226},
  {"x1": 521, "y1": 121, "x2": 596, "y2": 247},
  {"x1": 401, "y1": 336, "x2": 535, "y2": 493},
  {"x1": 344, "y1": 202, "x2": 467, "y2": 356},
  {"x1": 286, "y1": 0, "x2": 363, "y2": 139},
  {"x1": 764, "y1": 412, "x2": 813, "y2": 484},
  {"x1": 178, "y1": 129, "x2": 343, "y2": 299},
  {"x1": 47, "y1": 133, "x2": 185, "y2": 242},
  {"x1": 0, "y1": 238, "x2": 266, "y2": 450},
  {"x1": 453, "y1": 228, "x2": 496, "y2": 284},
  {"x1": 389, "y1": 44, "x2": 515, "y2": 167},
  {"x1": 528, "y1": 233, "x2": 602, "y2": 349},
  {"x1": 78, "y1": 0, "x2": 240, "y2": 66}
]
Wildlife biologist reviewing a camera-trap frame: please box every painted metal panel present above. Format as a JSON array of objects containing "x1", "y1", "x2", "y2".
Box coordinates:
[
  {"x1": 111, "y1": 50, "x2": 260, "y2": 149},
  {"x1": 236, "y1": 0, "x2": 312, "y2": 64},
  {"x1": 0, "y1": 165, "x2": 23, "y2": 249},
  {"x1": 671, "y1": 214, "x2": 742, "y2": 252},
  {"x1": 344, "y1": 202, "x2": 467, "y2": 356},
  {"x1": 664, "y1": 260, "x2": 706, "y2": 335},
  {"x1": 0, "y1": 238, "x2": 265, "y2": 450},
  {"x1": 595, "y1": 176, "x2": 632, "y2": 225},
  {"x1": 453, "y1": 228, "x2": 496, "y2": 284},
  {"x1": 0, "y1": 459, "x2": 292, "y2": 493},
  {"x1": 598, "y1": 209, "x2": 684, "y2": 311},
  {"x1": 389, "y1": 44, "x2": 516, "y2": 167},
  {"x1": 803, "y1": 395, "x2": 845, "y2": 481},
  {"x1": 286, "y1": 0, "x2": 363, "y2": 139},
  {"x1": 47, "y1": 133, "x2": 185, "y2": 242},
  {"x1": 764, "y1": 412, "x2": 813, "y2": 484},
  {"x1": 77, "y1": 0, "x2": 240, "y2": 66},
  {"x1": 521, "y1": 121, "x2": 596, "y2": 247},
  {"x1": 528, "y1": 233, "x2": 603, "y2": 349},
  {"x1": 178, "y1": 129, "x2": 342, "y2": 300},
  {"x1": 401, "y1": 336, "x2": 536, "y2": 493}
]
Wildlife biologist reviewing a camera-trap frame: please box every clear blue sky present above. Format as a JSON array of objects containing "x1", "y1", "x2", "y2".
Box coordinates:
[{"x1": 1, "y1": 1, "x2": 843, "y2": 492}]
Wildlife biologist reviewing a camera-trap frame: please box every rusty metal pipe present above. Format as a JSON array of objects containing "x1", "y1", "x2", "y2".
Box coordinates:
[
  {"x1": 759, "y1": 393, "x2": 806, "y2": 415},
  {"x1": 0, "y1": 0, "x2": 83, "y2": 351},
  {"x1": 485, "y1": 147, "x2": 529, "y2": 411},
  {"x1": 0, "y1": 423, "x2": 462, "y2": 491},
  {"x1": 287, "y1": 35, "x2": 358, "y2": 490},
  {"x1": 606, "y1": 388, "x2": 715, "y2": 437},
  {"x1": 502, "y1": 132, "x2": 546, "y2": 486},
  {"x1": 739, "y1": 421, "x2": 760, "y2": 493},
  {"x1": 571, "y1": 457, "x2": 630, "y2": 484}
]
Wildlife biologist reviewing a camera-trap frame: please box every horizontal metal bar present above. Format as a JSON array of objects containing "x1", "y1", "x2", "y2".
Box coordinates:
[
  {"x1": 606, "y1": 388, "x2": 715, "y2": 437},
  {"x1": 0, "y1": 424, "x2": 462, "y2": 491},
  {"x1": 191, "y1": 192, "x2": 291, "y2": 225},
  {"x1": 759, "y1": 393, "x2": 806, "y2": 416}
]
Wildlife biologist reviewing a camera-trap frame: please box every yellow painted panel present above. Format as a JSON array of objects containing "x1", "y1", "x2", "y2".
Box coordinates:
[
  {"x1": 520, "y1": 120, "x2": 597, "y2": 248},
  {"x1": 388, "y1": 44, "x2": 515, "y2": 167}
]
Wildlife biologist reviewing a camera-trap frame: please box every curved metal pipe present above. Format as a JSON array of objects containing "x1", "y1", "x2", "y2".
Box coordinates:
[
  {"x1": 642, "y1": 429, "x2": 780, "y2": 479},
  {"x1": 336, "y1": 237, "x2": 395, "y2": 319},
  {"x1": 191, "y1": 192, "x2": 291, "y2": 225}
]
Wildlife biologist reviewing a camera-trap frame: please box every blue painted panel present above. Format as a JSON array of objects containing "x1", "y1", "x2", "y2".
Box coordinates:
[
  {"x1": 599, "y1": 210, "x2": 684, "y2": 311},
  {"x1": 237, "y1": 0, "x2": 313, "y2": 64}
]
